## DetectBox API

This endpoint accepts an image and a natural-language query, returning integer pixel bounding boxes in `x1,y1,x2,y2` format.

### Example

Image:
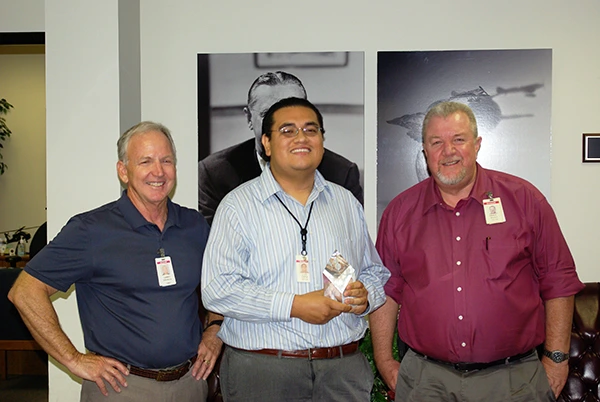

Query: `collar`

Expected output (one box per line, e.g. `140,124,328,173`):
468,164,496,206
256,151,268,172
257,164,330,205
117,190,180,231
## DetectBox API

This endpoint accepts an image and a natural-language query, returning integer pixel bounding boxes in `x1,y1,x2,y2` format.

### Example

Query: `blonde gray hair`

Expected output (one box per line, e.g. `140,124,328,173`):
117,121,177,164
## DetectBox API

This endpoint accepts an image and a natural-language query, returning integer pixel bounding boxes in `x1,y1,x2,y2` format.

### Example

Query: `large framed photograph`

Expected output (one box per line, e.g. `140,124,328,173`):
377,49,553,223
197,52,364,224
582,133,600,163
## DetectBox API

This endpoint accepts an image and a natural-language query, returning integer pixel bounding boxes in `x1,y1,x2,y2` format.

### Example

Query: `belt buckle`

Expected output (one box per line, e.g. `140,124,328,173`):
307,348,314,361
155,370,170,381
453,363,475,373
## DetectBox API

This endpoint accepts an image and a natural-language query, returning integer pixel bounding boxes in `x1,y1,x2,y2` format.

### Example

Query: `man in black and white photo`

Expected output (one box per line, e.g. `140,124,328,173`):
198,70,363,224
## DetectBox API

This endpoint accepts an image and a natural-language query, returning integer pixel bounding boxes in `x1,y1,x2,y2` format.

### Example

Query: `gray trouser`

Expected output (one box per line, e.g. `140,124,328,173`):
395,349,555,402
220,345,373,402
80,369,208,402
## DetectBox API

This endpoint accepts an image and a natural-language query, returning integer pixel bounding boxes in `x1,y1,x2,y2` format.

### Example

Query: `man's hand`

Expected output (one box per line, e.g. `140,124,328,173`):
377,357,400,391
291,289,352,324
192,325,224,380
542,357,569,398
69,352,129,396
343,281,368,315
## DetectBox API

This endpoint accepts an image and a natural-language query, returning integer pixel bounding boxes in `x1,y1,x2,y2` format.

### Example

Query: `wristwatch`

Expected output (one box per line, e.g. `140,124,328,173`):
543,349,569,363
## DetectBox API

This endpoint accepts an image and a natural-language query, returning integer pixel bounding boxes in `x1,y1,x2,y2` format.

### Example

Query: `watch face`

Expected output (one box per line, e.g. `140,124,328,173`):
545,350,568,363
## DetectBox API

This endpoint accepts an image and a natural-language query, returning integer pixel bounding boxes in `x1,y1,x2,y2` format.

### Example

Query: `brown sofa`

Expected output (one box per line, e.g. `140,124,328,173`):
558,282,600,402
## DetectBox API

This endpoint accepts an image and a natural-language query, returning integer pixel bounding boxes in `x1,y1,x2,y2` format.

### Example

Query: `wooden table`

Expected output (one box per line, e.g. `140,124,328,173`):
0,254,30,269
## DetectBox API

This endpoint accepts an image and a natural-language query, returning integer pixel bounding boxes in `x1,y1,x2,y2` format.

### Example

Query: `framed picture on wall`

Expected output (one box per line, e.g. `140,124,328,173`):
376,49,553,223
197,52,364,225
582,133,600,163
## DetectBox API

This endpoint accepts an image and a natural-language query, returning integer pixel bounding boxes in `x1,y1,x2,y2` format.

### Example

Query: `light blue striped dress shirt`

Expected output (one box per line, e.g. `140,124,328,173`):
201,167,390,350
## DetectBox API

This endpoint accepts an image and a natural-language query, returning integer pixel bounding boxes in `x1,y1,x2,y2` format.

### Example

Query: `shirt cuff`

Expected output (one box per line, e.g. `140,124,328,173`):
271,291,295,321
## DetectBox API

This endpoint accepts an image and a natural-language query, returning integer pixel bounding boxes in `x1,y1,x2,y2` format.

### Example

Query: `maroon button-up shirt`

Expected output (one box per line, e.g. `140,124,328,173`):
377,164,583,363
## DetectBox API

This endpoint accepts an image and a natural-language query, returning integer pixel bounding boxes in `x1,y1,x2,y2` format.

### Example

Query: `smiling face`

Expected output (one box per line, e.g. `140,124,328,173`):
261,105,325,181
423,111,481,191
117,130,176,210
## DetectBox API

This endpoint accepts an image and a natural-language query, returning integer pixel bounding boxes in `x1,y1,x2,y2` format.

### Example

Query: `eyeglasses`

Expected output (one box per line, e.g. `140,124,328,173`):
274,125,325,138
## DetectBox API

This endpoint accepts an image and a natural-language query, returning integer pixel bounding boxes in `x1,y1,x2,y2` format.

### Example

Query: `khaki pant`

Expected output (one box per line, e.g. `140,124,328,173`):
220,345,373,402
395,349,555,402
80,369,208,402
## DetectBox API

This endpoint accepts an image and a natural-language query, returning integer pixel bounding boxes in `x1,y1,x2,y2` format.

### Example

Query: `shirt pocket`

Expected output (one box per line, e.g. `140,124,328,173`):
480,236,528,280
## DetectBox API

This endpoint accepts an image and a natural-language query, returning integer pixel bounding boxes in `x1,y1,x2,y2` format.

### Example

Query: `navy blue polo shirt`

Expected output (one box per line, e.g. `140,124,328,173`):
26,192,210,368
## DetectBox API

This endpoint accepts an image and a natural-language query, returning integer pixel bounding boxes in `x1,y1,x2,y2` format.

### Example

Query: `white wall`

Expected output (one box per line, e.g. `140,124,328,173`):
4,0,600,399
0,0,44,32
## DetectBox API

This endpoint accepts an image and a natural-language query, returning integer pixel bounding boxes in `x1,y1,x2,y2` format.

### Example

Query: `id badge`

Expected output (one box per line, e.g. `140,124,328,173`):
483,197,506,225
296,254,310,283
156,256,176,287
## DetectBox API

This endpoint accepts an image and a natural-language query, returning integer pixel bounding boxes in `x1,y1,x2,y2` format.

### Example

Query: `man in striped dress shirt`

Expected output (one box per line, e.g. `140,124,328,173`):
202,97,390,401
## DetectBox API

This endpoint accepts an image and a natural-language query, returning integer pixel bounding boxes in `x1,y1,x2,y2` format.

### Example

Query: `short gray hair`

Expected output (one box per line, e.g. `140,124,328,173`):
117,121,177,164
421,101,478,142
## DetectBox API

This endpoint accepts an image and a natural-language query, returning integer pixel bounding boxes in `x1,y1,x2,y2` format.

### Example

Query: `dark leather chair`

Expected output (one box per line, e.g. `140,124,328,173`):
559,282,600,402
29,222,47,259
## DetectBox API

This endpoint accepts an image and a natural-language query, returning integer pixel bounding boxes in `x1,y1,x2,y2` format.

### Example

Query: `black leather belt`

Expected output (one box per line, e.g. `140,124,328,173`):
235,341,359,360
410,347,537,373
127,356,197,382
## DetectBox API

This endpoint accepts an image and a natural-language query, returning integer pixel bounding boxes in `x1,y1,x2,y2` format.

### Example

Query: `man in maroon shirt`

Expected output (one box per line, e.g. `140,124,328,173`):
370,101,583,401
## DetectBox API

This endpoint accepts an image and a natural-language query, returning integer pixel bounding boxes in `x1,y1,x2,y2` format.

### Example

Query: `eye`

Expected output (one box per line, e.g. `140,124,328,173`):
303,127,319,136
280,127,297,136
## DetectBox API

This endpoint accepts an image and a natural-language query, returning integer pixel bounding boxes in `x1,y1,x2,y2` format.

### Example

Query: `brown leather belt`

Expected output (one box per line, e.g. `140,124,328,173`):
236,341,359,360
127,356,197,382
410,347,537,373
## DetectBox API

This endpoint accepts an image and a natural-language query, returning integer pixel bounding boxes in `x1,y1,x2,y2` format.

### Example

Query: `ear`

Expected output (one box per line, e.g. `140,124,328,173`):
261,134,271,157
117,161,129,184
243,107,253,130
475,136,482,154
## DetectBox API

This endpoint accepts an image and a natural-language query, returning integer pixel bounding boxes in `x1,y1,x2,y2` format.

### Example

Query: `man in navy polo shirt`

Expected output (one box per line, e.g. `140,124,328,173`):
9,121,222,401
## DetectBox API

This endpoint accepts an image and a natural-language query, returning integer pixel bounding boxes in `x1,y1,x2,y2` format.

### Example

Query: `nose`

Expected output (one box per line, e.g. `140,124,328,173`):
152,160,165,176
294,129,309,142
442,141,456,155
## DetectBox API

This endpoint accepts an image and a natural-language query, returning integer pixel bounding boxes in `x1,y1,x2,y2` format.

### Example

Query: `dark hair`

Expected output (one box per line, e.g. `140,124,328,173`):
261,97,325,162
261,97,325,139
247,71,307,108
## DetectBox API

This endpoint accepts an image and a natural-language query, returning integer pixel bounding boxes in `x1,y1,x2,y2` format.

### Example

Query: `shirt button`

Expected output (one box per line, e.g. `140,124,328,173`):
461,342,467,347
456,236,461,241
458,315,463,320
456,261,462,266
455,212,461,217
457,287,462,292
